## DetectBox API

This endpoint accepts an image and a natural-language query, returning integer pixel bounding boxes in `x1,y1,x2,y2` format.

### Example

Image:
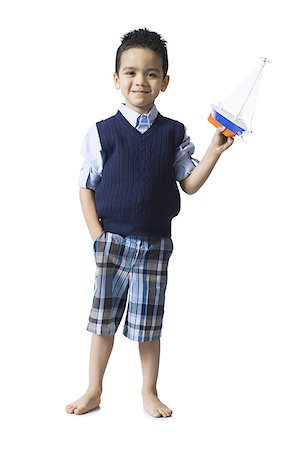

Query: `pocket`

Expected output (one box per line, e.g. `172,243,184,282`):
93,231,106,252
166,237,174,255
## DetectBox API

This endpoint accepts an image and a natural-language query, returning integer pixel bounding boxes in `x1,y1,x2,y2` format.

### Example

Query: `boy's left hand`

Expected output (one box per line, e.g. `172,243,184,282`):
209,126,234,154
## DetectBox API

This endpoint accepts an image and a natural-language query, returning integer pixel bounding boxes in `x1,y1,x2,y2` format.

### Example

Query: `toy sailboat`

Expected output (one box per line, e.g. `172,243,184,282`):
208,58,269,137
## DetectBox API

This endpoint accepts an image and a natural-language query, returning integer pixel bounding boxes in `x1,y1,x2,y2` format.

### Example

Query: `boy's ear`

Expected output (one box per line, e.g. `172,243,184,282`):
161,75,170,92
113,73,120,90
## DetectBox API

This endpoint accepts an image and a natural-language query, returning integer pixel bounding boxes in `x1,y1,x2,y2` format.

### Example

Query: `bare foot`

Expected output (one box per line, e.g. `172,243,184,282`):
142,392,173,418
66,389,101,415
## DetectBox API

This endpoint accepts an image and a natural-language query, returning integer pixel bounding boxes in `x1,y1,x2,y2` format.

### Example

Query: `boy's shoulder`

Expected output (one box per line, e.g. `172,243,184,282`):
96,112,118,127
157,113,184,128
157,114,185,140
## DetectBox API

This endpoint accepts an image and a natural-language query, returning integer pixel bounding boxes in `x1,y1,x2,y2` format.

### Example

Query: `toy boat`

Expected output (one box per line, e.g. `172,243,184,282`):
208,58,269,137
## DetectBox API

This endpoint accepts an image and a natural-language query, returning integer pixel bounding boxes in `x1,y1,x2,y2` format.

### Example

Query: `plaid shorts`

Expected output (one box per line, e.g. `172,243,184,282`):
87,231,174,342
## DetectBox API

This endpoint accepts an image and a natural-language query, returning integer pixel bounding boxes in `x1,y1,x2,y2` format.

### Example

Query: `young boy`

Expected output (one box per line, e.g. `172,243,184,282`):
66,28,233,418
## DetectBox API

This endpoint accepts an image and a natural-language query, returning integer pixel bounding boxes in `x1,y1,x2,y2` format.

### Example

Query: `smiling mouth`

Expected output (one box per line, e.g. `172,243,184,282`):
132,90,149,94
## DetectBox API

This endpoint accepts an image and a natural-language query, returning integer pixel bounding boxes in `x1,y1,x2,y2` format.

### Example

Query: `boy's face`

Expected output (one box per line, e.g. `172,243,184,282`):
114,47,169,114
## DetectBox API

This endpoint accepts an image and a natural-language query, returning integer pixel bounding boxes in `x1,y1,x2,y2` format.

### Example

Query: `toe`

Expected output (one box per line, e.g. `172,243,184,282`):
165,409,173,417
66,404,75,414
159,409,168,418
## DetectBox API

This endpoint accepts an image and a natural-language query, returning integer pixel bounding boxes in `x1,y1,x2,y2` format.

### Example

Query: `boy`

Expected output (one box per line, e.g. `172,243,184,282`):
66,29,233,418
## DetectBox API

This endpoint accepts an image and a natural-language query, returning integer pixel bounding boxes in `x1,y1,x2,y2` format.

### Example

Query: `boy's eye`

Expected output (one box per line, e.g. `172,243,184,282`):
123,70,159,78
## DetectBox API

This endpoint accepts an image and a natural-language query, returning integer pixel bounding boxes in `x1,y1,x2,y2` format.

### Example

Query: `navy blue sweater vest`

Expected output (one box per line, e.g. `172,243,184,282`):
94,111,185,237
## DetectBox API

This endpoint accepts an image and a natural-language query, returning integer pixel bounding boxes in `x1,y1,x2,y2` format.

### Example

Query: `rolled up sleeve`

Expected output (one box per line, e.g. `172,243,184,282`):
78,124,103,191
174,129,200,181
79,161,102,190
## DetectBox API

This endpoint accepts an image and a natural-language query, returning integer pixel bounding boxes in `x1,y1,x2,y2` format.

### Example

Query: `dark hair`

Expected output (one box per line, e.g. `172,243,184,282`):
115,28,168,77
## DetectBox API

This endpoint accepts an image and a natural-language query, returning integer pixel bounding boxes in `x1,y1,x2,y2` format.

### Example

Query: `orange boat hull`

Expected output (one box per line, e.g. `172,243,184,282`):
208,113,235,137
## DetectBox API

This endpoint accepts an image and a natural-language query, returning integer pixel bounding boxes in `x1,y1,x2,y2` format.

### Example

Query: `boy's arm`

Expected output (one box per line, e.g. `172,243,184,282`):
180,126,234,195
79,188,103,240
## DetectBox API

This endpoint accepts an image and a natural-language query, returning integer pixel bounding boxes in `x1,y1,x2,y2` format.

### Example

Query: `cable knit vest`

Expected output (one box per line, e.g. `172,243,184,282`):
94,110,185,237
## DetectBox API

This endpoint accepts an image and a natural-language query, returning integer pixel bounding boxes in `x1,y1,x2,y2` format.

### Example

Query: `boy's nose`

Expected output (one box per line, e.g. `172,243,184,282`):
135,75,147,86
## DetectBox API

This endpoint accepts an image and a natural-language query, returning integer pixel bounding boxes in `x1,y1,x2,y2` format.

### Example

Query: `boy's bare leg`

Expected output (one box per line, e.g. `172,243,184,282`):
139,339,172,418
66,334,114,415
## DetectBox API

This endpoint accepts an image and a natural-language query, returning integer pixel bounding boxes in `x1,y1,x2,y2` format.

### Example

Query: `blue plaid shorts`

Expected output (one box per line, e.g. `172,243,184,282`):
87,232,174,342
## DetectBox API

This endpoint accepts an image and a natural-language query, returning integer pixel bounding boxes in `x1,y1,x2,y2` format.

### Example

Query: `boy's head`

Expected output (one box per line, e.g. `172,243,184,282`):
115,28,168,78
114,29,170,114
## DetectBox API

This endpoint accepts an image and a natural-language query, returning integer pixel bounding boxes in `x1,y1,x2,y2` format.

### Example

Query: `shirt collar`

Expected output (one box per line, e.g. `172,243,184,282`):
118,103,159,129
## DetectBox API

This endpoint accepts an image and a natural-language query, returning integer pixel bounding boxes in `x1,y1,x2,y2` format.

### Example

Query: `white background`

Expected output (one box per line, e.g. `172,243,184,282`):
1,0,303,448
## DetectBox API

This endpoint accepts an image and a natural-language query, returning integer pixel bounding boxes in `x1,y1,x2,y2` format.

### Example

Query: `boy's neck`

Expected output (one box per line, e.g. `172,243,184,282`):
123,102,156,116
119,103,159,130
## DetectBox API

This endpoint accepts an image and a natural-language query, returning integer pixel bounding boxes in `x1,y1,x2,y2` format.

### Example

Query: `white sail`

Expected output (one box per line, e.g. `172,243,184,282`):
218,58,269,133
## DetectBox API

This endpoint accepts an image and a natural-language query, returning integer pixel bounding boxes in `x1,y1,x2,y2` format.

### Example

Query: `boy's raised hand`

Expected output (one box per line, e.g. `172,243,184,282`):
210,126,234,154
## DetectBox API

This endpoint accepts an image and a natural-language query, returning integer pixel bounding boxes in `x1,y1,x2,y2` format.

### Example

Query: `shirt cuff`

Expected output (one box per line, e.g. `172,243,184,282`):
174,134,200,181
79,165,102,190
